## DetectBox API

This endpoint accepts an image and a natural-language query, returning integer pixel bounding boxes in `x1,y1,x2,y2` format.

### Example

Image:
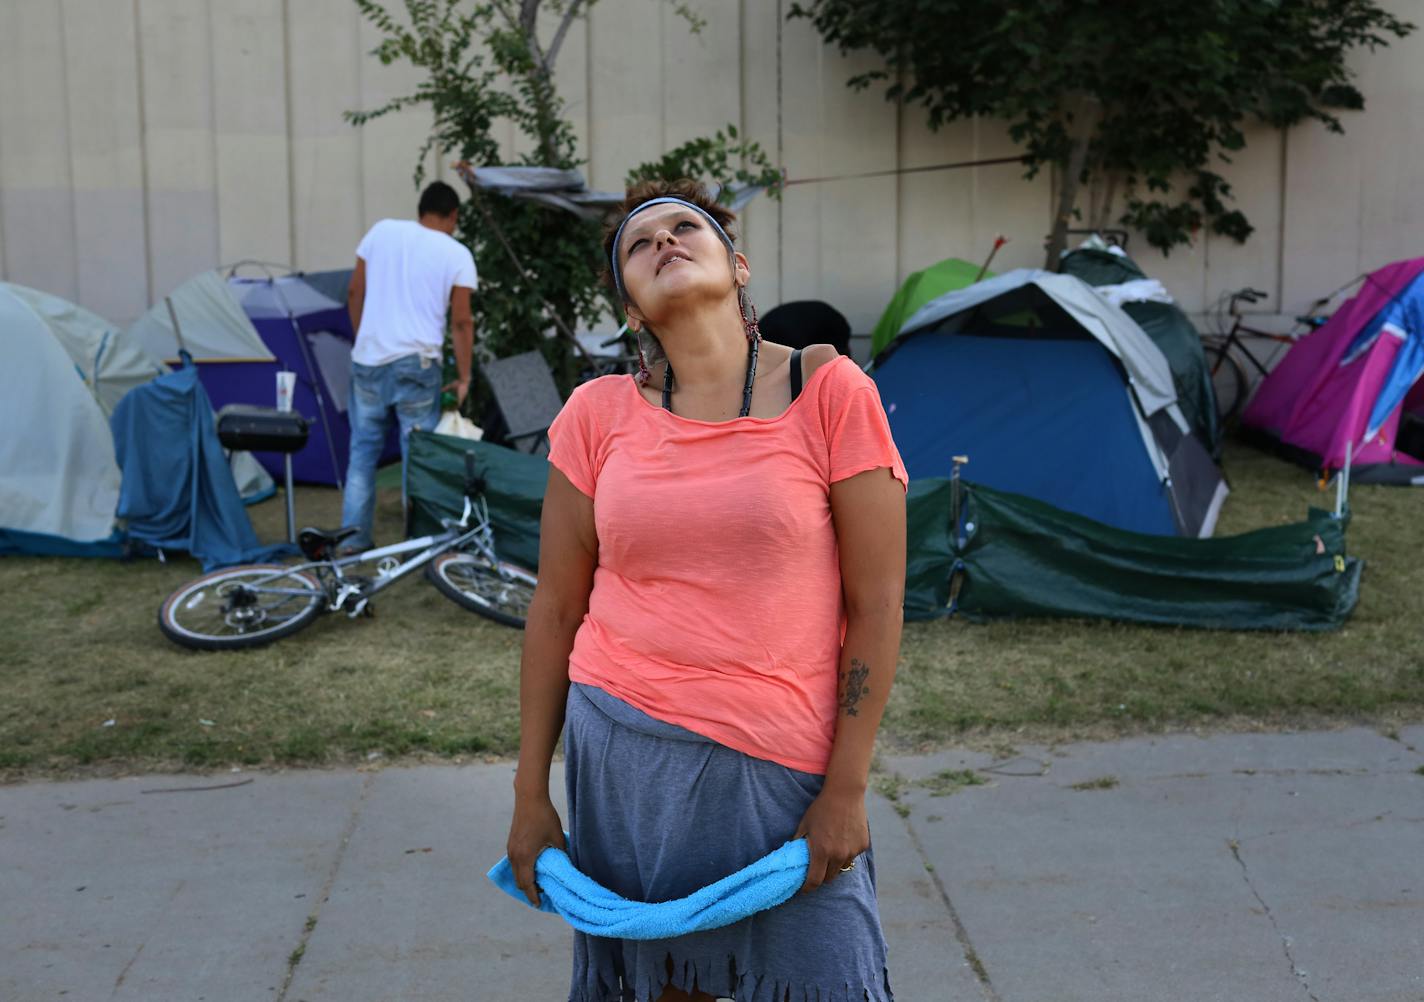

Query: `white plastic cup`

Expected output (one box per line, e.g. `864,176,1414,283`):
276,370,296,412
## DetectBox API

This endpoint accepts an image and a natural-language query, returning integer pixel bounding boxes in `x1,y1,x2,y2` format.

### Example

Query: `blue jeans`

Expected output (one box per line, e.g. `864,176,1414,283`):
340,354,441,548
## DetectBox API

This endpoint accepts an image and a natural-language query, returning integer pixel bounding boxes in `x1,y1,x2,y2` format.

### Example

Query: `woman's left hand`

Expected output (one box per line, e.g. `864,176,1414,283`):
793,784,870,894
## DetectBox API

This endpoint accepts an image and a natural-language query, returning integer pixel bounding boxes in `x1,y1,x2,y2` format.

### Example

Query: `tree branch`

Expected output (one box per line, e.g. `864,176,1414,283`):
490,0,522,34
545,0,586,75
520,0,548,72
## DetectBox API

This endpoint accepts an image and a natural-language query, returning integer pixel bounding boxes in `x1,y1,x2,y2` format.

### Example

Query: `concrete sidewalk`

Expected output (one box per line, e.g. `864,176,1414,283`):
2,725,1421,1002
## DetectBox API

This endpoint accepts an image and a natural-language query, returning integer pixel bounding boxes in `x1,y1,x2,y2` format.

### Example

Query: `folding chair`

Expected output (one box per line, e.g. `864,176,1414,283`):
481,350,565,455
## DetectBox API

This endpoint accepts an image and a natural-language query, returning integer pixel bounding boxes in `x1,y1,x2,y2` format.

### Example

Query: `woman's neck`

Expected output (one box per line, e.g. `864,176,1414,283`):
652,299,749,390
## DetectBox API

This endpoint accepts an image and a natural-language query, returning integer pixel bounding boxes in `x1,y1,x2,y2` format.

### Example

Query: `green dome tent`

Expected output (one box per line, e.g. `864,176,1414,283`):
1060,247,1221,458
870,257,990,357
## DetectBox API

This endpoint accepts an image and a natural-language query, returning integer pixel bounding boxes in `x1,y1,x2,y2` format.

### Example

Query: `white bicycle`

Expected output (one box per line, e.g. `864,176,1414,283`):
158,452,537,650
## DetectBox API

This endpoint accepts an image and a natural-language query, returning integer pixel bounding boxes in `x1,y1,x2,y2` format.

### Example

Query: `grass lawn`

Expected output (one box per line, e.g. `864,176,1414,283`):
2,439,1421,780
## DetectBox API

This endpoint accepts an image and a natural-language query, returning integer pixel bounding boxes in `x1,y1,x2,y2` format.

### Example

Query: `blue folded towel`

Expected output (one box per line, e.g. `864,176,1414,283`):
488,838,811,939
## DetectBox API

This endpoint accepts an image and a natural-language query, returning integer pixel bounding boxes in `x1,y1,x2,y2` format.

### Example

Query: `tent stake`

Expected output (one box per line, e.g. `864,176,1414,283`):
950,455,969,546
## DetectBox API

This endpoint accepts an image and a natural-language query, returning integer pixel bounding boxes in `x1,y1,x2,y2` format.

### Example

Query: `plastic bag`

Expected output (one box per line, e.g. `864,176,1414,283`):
434,410,484,441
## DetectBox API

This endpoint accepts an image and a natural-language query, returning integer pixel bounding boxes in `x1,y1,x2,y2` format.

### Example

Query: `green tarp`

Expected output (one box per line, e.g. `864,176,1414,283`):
870,257,989,357
405,430,547,572
1060,248,1221,457
904,477,1361,631
407,431,1360,632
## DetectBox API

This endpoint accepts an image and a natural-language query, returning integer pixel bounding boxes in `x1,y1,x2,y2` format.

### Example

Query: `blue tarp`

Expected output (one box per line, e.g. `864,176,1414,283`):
110,360,290,570
875,333,1177,536
0,528,126,559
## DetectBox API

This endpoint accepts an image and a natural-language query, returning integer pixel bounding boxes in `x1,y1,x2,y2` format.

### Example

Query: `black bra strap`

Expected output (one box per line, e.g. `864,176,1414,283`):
789,348,804,401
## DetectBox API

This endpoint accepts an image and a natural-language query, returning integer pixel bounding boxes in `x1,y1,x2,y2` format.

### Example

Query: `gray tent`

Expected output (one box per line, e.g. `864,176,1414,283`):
1,282,272,556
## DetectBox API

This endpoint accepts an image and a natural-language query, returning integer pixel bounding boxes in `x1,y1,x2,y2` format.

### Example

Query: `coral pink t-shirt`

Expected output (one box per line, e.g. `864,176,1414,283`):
547,356,907,774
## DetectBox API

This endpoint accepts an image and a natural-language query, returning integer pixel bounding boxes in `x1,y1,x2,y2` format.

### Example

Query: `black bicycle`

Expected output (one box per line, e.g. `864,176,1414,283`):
1201,288,1329,423
158,453,537,649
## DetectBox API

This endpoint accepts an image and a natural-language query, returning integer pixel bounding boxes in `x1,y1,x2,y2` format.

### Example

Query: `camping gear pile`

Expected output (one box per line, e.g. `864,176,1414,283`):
5,234,1372,629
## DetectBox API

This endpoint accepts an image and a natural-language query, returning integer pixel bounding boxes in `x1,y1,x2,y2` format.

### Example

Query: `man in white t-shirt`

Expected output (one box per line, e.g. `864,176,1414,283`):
341,181,477,549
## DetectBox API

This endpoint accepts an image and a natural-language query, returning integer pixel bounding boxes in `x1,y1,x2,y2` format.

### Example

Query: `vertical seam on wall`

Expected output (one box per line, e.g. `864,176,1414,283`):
659,1,667,156
970,118,979,249
1276,127,1288,307
57,1,81,301
1201,201,1211,310
132,0,154,306
814,29,823,301
1356,136,1366,278
206,0,222,267
0,116,7,281
354,6,366,232
584,7,593,181
281,0,297,268
775,0,783,305
893,67,902,288
738,0,749,259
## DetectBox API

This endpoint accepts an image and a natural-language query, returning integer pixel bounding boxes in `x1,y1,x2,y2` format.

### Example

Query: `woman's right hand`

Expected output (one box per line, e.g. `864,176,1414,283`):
506,790,567,908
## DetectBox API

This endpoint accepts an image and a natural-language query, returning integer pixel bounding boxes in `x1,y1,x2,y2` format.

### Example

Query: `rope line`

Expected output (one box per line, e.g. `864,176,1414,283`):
782,154,1028,187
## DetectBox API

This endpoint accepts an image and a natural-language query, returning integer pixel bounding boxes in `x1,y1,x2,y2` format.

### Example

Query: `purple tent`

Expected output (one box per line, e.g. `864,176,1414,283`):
1242,257,1424,485
127,269,401,486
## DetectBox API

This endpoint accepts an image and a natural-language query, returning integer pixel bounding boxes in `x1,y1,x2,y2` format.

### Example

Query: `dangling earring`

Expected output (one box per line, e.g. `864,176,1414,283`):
738,286,762,343
633,326,652,385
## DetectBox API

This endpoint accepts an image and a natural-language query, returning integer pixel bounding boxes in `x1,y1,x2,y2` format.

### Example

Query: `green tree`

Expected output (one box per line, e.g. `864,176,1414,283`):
348,0,782,399
349,0,604,394
626,124,783,196
790,0,1413,267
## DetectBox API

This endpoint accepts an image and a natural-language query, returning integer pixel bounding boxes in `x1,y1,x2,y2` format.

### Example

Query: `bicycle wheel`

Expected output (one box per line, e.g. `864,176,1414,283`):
1203,342,1248,424
159,564,325,650
426,551,537,628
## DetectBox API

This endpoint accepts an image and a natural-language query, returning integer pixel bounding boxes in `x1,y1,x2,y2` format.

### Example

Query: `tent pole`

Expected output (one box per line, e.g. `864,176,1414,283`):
974,236,1008,283
1337,440,1353,517
269,278,345,490
164,297,187,357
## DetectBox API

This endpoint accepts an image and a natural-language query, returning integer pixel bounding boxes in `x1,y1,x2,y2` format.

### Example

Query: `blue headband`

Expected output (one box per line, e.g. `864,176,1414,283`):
609,197,735,303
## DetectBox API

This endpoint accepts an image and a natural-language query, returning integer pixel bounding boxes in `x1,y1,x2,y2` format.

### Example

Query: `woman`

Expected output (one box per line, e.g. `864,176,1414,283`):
506,178,907,1002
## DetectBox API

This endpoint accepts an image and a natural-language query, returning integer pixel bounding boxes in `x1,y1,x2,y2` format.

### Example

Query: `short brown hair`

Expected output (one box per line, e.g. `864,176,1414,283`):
601,178,738,299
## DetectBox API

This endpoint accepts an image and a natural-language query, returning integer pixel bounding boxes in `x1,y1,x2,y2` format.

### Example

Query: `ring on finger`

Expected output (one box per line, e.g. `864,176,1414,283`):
839,859,857,872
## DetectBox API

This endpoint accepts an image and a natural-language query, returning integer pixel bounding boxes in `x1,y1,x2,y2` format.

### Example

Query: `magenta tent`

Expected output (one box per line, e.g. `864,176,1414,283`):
1242,257,1424,485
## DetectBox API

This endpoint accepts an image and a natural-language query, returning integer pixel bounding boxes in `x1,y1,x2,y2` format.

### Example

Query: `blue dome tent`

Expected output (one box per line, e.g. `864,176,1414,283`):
872,269,1227,538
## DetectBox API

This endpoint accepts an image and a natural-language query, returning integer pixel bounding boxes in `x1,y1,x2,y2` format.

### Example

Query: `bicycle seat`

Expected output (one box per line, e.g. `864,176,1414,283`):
298,526,361,560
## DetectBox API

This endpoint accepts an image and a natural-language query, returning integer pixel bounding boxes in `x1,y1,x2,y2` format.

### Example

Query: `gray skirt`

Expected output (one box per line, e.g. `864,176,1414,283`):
564,682,893,1002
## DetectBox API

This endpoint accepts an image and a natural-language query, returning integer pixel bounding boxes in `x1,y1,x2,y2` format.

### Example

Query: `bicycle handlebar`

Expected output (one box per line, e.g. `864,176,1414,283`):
1233,287,1268,303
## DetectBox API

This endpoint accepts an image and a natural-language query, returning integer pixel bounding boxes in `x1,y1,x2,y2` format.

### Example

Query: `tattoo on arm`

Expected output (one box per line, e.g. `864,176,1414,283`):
839,659,871,717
